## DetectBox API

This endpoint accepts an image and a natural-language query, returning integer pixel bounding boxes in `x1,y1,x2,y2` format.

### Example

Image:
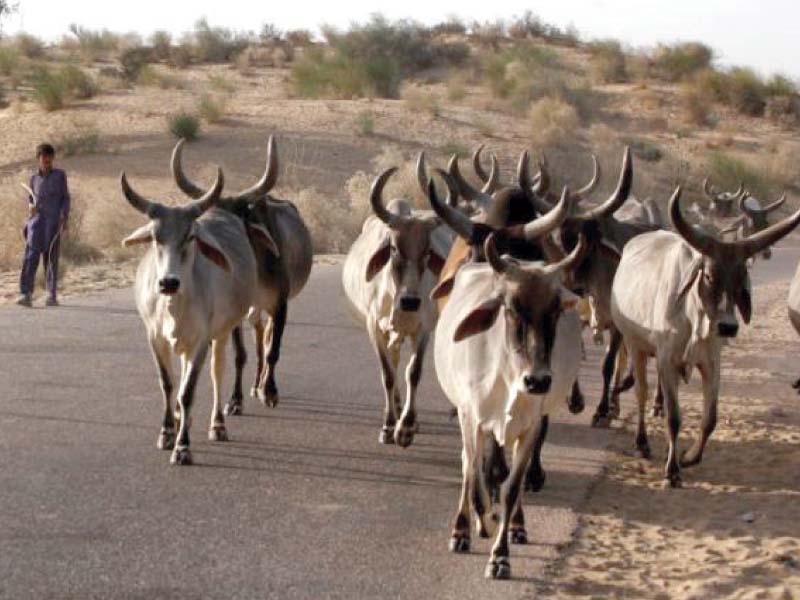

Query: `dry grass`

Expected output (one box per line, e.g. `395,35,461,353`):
400,84,441,117
529,96,580,149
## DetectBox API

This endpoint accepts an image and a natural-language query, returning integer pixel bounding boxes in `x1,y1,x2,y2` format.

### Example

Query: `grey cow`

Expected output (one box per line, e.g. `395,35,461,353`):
611,187,800,487
121,168,257,466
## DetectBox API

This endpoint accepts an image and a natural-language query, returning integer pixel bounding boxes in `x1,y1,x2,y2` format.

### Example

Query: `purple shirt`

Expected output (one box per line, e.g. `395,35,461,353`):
26,168,70,252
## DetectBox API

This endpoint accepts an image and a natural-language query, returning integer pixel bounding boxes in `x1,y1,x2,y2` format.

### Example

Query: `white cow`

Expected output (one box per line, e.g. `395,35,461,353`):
343,168,452,447
612,187,800,487
434,223,584,580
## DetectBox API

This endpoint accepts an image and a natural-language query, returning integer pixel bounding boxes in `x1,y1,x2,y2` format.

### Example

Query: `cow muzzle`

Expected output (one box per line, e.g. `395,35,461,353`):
523,373,552,395
399,296,421,313
158,277,181,295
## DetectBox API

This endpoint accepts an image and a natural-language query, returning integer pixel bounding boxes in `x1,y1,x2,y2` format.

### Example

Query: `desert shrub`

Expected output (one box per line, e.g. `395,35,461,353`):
681,82,712,125
623,137,663,162
58,128,100,157
169,44,192,69
285,29,313,47
725,67,766,116
469,20,506,49
168,111,200,140
588,39,627,83
59,65,98,99
190,18,249,63
691,68,729,102
197,94,226,123
0,46,20,77
291,46,399,98
445,74,468,102
432,17,467,36
292,187,366,253
0,180,32,269
652,42,713,82
482,41,560,103
765,74,796,98
66,24,119,61
14,33,45,59
136,65,186,89
708,152,770,199
508,11,546,39
401,85,441,117
528,96,580,148
356,111,374,136
208,74,236,93
30,67,65,111
119,46,152,82
150,30,172,61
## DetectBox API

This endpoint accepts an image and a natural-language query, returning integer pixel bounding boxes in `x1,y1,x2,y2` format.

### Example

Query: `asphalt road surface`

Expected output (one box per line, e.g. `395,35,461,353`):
3,246,797,600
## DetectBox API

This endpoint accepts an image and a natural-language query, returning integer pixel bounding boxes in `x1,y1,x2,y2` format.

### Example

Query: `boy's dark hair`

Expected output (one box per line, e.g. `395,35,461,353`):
36,143,55,158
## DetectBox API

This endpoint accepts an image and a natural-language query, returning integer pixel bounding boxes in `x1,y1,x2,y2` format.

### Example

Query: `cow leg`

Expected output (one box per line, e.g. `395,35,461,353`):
484,437,509,503
472,429,497,539
224,325,246,416
450,409,473,554
171,344,209,466
658,364,682,488
394,333,428,447
633,351,651,459
524,415,549,492
208,337,229,442
368,322,398,445
567,381,585,414
509,493,527,545
150,336,175,451
680,361,719,468
652,375,664,417
609,342,629,416
592,329,622,427
258,301,287,408
249,318,265,399
486,421,541,580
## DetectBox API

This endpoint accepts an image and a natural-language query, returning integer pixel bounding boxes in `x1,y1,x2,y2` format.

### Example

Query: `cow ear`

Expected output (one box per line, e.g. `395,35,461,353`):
247,223,280,257
559,287,580,310
454,296,502,342
676,257,702,303
427,251,446,276
122,224,153,247
736,278,752,324
366,239,391,282
430,276,455,300
196,235,231,272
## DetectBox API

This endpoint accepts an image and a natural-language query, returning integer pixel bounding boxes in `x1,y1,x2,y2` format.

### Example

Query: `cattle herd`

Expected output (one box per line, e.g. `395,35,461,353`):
119,136,800,581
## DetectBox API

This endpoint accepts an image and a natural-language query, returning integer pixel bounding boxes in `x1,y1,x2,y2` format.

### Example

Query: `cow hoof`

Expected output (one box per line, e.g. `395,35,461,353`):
449,533,470,553
524,468,546,493
156,429,175,451
222,400,244,417
591,413,613,428
651,406,664,418
568,389,585,414
208,427,228,442
510,527,528,545
250,386,259,399
609,402,621,419
258,390,279,408
394,427,415,448
378,427,395,445
663,474,682,489
679,449,702,469
485,557,511,580
618,374,635,393
170,448,193,466
792,378,800,389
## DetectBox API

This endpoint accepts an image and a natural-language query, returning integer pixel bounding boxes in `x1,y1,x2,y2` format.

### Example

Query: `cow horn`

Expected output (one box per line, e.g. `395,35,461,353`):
429,169,473,240
669,185,718,256
120,172,161,217
481,153,500,194
575,146,632,221
485,232,517,276
472,145,489,182
416,151,429,196
189,166,224,216
370,167,402,229
764,192,787,213
521,186,571,242
546,231,587,275
517,150,532,192
170,139,207,199
532,154,550,195
730,198,800,259
234,135,278,200
447,154,492,210
574,154,601,199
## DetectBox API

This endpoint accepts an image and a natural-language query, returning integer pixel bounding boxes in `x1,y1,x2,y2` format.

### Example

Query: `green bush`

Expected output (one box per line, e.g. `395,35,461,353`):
356,111,374,136
708,152,769,199
168,111,200,140
31,67,66,111
59,130,100,156
765,74,797,97
197,94,225,123
59,65,98,99
588,39,627,83
653,42,713,82
726,67,766,116
150,30,172,61
169,44,192,69
119,46,152,82
190,18,249,63
208,75,235,93
67,24,119,60
0,46,20,77
14,33,45,58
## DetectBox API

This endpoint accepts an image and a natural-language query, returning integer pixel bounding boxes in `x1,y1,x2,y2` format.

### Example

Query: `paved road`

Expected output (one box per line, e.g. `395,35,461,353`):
0,263,615,599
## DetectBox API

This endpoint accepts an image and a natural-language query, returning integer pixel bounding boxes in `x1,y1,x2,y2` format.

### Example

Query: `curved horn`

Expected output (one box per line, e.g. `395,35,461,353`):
235,135,278,200
189,166,224,216
416,151,429,196
429,169,473,240
120,172,158,216
472,145,489,183
521,186,571,241
545,231,587,275
447,154,492,210
727,182,744,199
170,138,206,199
730,200,800,259
531,154,550,195
517,150,532,192
574,154,601,199
764,192,787,213
669,185,717,256
485,232,516,276
481,153,500,194
575,146,632,221
370,167,402,229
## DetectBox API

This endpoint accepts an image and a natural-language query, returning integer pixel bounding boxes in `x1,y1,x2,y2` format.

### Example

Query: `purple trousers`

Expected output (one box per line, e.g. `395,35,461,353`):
19,238,60,299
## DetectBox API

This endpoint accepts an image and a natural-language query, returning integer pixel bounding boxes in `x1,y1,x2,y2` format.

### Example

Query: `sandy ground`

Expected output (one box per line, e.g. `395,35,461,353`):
538,278,800,599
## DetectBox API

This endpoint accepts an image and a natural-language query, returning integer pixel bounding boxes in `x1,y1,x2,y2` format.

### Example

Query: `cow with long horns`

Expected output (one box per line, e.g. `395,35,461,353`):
171,137,313,414
434,219,584,580
719,190,787,259
120,167,259,465
342,168,451,447
702,177,745,219
612,188,800,487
